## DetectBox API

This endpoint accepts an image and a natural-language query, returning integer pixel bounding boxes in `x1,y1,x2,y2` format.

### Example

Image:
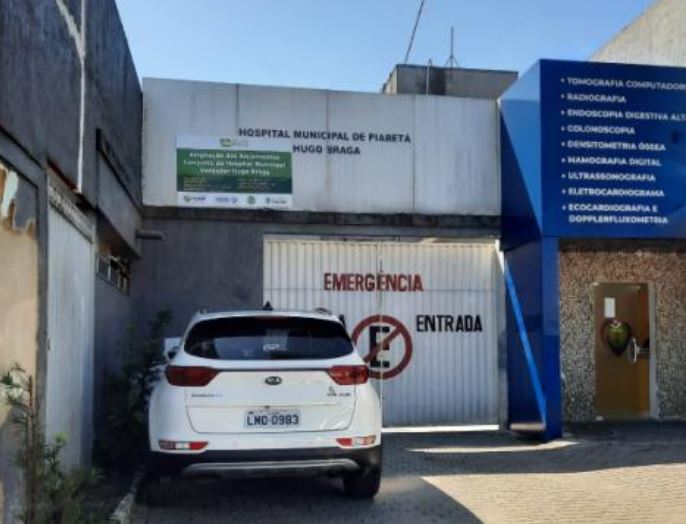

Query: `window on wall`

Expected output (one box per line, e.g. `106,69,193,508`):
96,240,130,294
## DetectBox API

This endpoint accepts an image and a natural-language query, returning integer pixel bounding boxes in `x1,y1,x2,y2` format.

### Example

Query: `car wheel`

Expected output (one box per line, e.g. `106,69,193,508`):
143,476,181,507
343,467,381,499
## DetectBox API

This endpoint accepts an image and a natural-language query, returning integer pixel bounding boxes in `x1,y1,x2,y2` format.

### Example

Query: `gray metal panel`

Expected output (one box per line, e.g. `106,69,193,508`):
264,238,500,426
97,154,140,250
46,199,95,468
413,96,500,215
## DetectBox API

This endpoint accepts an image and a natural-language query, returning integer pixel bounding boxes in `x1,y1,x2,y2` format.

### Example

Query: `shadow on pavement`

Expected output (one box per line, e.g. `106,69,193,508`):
388,422,686,477
136,423,686,523
139,472,482,523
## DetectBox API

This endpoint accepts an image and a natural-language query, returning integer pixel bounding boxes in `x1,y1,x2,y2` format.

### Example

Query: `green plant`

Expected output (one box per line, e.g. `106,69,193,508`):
1,364,102,524
95,309,172,472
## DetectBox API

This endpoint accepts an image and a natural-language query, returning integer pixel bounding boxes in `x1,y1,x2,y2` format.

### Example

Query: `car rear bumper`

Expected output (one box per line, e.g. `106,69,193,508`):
149,445,382,477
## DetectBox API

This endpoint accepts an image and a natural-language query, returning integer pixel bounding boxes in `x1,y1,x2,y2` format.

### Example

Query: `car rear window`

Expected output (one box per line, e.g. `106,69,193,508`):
184,316,354,360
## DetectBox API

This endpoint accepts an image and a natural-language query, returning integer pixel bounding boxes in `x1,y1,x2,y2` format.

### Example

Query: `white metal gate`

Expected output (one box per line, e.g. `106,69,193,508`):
263,238,500,426
46,183,95,467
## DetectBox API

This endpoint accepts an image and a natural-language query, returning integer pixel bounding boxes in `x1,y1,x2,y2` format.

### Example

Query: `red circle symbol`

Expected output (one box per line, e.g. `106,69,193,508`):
351,315,413,380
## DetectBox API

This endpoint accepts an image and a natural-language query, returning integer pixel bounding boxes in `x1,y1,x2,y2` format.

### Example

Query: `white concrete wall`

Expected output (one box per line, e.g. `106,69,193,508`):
143,79,501,215
592,0,686,66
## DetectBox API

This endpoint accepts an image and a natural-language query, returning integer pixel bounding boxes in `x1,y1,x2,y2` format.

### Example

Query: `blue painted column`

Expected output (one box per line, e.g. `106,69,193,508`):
541,237,561,440
504,237,562,441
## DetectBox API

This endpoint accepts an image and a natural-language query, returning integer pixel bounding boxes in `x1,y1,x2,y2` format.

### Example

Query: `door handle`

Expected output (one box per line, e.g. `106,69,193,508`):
628,337,639,364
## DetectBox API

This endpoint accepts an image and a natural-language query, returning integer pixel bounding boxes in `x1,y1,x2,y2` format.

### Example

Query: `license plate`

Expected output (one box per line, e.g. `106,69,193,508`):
245,409,301,429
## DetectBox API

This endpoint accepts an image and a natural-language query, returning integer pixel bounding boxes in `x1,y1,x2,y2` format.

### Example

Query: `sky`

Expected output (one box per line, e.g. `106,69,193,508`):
115,0,655,92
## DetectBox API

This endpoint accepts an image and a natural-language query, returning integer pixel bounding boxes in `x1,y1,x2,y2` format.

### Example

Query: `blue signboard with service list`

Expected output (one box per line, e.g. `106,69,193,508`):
501,59,686,245
542,60,686,238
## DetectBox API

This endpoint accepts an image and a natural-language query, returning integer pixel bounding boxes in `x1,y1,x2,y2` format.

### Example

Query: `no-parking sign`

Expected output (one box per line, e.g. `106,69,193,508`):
351,315,413,380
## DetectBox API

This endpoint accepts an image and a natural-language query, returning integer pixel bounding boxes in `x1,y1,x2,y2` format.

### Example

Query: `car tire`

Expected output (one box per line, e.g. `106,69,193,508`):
143,476,180,507
343,467,381,499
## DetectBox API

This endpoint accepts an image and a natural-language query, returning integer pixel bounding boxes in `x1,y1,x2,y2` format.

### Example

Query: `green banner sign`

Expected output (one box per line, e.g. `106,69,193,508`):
176,136,293,209
177,148,292,194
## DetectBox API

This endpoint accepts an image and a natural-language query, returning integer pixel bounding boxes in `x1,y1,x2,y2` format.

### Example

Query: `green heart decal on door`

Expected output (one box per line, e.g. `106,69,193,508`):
601,319,633,357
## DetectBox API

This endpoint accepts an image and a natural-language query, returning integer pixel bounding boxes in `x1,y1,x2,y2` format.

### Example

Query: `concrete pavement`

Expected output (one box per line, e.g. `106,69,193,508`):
134,424,686,523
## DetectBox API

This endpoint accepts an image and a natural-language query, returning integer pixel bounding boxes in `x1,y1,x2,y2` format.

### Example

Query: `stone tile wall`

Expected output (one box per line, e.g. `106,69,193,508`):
560,242,686,421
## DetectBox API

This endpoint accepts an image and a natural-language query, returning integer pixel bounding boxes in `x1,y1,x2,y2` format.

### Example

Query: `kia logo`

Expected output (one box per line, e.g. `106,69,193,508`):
265,376,282,386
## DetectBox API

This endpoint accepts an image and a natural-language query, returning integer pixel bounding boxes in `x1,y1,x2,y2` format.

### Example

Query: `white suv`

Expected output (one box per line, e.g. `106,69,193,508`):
148,309,382,500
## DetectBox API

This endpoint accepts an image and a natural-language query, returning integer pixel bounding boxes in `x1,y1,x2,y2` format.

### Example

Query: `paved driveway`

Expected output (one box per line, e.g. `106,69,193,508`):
134,424,686,523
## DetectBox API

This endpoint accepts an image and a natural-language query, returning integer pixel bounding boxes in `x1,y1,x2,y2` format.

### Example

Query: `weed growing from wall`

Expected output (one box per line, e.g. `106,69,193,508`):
94,309,172,472
1,364,101,523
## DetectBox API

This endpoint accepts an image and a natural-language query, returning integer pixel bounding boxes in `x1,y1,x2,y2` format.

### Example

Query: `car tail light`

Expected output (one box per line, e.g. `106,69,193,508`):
327,365,369,385
337,436,376,448
165,366,218,387
159,440,208,451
